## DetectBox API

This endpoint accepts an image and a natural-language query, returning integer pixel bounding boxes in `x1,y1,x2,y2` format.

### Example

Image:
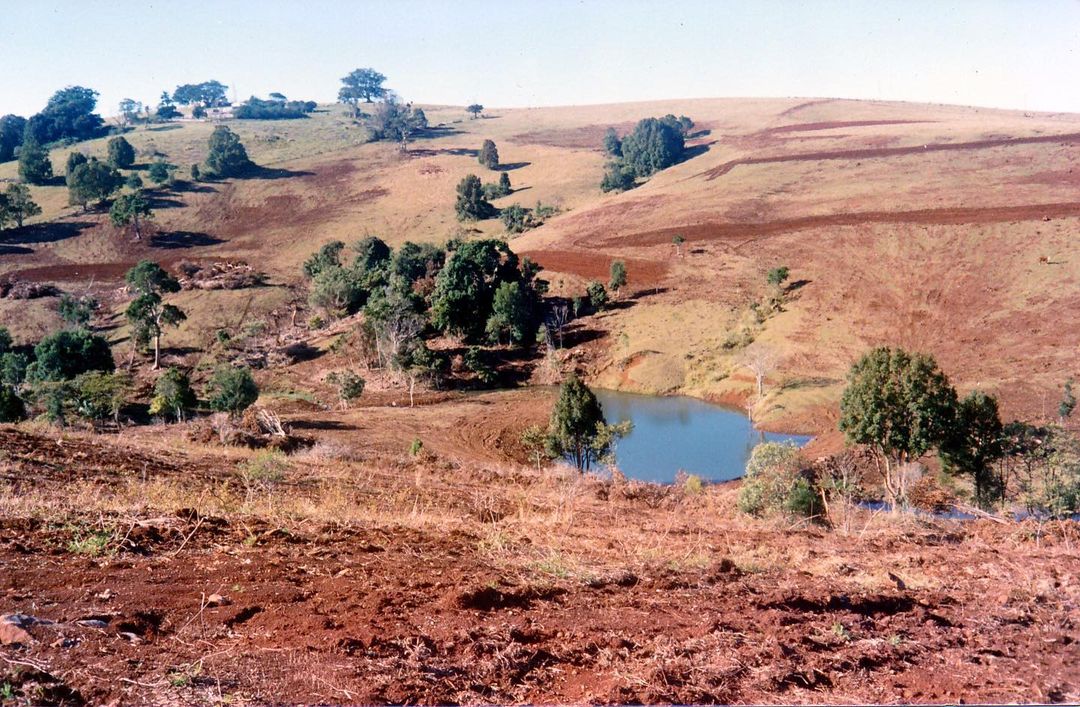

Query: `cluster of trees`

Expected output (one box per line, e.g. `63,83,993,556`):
600,114,694,193
305,236,548,348
235,96,317,120
839,346,1080,513
0,87,108,171
367,101,428,151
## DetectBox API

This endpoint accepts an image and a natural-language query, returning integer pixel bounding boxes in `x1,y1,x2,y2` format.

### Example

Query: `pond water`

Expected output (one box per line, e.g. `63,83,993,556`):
593,389,812,484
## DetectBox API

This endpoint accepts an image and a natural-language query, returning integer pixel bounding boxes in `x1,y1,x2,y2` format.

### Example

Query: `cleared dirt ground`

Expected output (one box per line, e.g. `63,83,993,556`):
1,424,1077,705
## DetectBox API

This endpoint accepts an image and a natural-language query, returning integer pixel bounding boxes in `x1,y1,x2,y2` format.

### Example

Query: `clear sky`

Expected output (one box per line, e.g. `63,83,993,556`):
2,0,1078,118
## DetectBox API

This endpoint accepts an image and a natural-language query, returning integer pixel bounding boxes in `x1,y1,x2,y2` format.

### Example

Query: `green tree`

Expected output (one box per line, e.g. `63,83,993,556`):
498,171,511,196
124,261,185,369
57,294,97,328
27,86,104,143
431,239,518,339
939,391,1005,510
521,424,550,470
124,172,143,190
0,384,26,423
548,374,607,471
149,367,197,421
17,134,53,185
106,136,136,168
0,327,11,354
326,370,365,409
2,183,41,228
609,260,627,295
0,115,27,163
65,151,88,182
30,329,114,382
67,158,122,210
486,280,531,346
767,265,790,288
478,139,499,170
599,161,635,193
172,81,227,107
303,240,346,278
672,234,685,257
338,68,387,116
110,190,153,240
147,159,175,185
619,117,686,177
155,104,181,121
204,125,252,177
501,204,533,234
1060,379,1076,422
737,442,817,518
602,127,622,157
206,365,258,415
454,174,494,221
839,347,958,508
369,100,427,151
70,371,128,427
466,104,484,119
586,281,608,311
118,98,143,127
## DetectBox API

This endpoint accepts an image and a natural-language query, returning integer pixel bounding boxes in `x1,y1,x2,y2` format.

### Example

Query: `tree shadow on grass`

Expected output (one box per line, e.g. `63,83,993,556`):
289,419,357,431
0,220,94,245
676,141,713,165
497,162,531,171
172,180,218,194
0,245,33,255
239,165,315,181
150,231,225,249
145,193,186,210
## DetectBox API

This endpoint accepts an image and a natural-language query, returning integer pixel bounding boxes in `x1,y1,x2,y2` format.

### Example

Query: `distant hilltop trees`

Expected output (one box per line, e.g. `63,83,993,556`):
600,114,695,193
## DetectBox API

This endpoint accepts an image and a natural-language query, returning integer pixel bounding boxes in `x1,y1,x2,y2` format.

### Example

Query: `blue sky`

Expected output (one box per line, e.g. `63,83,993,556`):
1,0,1077,118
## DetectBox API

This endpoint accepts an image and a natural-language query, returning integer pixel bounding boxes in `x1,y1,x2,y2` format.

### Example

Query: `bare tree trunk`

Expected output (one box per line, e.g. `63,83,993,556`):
153,332,161,369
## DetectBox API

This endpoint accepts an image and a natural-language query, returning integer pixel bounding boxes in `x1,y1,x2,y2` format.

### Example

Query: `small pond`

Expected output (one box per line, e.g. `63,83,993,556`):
593,389,812,484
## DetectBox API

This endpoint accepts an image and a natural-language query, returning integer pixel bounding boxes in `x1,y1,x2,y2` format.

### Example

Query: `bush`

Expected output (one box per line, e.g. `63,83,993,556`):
454,174,494,221
206,365,258,415
234,97,314,120
326,370,365,408
150,367,197,421
70,371,127,425
0,385,26,422
478,139,499,169
501,204,533,234
204,126,252,178
738,442,818,518
148,160,175,185
586,281,608,310
31,329,114,381
600,162,636,193
106,136,135,168
464,347,498,386
0,327,11,354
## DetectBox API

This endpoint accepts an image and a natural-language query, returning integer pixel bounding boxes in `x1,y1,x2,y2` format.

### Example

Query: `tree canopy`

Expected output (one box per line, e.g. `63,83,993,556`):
0,115,27,163
454,174,495,221
619,117,686,177
17,134,53,185
204,126,252,177
124,261,184,369
548,375,607,471
27,86,105,144
339,68,387,116
110,190,153,240
478,140,499,170
67,158,121,209
0,183,41,229
172,81,228,107
30,329,115,382
466,104,484,119
107,136,136,169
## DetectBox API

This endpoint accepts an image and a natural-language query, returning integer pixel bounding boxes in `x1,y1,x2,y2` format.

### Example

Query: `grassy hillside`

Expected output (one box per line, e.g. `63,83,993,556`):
2,97,1078,427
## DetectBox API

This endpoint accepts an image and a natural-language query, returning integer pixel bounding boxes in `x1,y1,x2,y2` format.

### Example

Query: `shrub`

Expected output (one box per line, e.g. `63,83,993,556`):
478,139,499,169
70,371,127,425
204,126,252,178
326,370,365,408
0,385,26,422
106,136,135,168
464,346,498,386
738,442,817,518
206,365,258,415
0,327,11,354
31,329,114,382
150,367,197,421
454,174,494,221
586,281,608,310
600,162,635,193
148,160,175,185
501,204,533,234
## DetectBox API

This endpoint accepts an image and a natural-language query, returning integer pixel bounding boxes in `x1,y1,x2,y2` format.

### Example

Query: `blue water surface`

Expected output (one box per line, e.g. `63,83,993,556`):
593,389,812,484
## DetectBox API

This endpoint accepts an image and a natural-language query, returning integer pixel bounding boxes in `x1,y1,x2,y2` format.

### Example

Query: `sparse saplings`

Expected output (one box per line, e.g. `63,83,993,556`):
67,158,122,210
478,139,499,169
150,367,197,421
466,104,484,119
454,174,494,221
206,365,258,415
839,347,958,508
940,391,1006,510
602,127,622,157
672,234,685,257
609,260,627,296
106,136,136,169
110,190,153,240
17,134,53,185
124,260,185,369
2,184,41,228
203,125,252,178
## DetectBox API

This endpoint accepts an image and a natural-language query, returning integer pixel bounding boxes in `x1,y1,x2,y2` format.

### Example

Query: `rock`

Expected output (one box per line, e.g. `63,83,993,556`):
206,593,232,607
76,619,109,629
96,589,115,601
0,622,33,646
